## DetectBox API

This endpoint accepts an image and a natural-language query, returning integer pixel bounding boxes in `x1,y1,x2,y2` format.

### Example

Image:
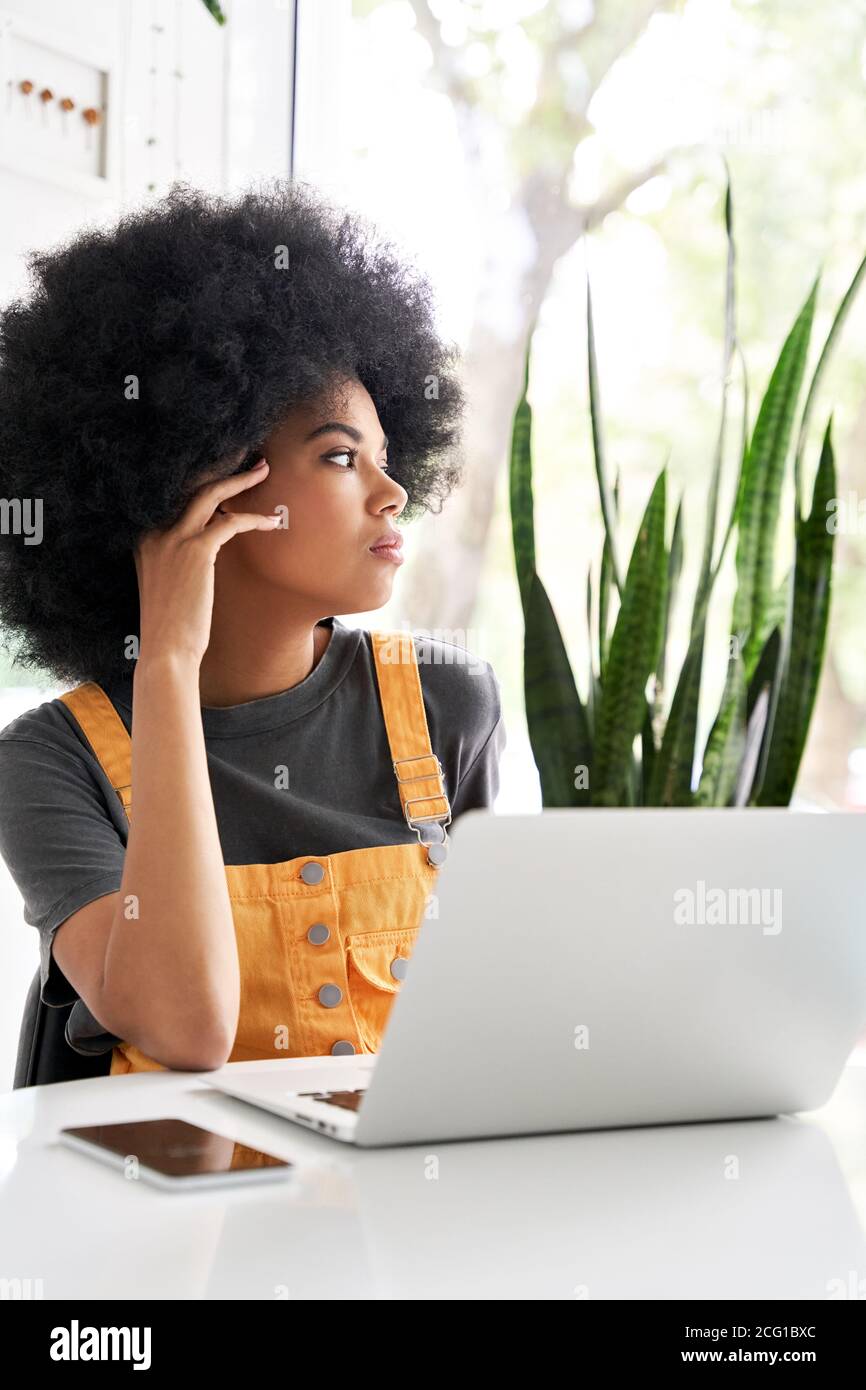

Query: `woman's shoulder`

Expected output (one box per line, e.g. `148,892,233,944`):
417,623,498,680
0,686,103,771
396,628,503,752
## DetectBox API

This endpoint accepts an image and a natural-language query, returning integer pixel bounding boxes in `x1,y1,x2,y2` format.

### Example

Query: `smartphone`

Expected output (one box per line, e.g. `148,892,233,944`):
58,1118,294,1191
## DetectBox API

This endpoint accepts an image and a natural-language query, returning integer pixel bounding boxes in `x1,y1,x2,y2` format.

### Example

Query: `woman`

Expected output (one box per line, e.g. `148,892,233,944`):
0,181,506,1086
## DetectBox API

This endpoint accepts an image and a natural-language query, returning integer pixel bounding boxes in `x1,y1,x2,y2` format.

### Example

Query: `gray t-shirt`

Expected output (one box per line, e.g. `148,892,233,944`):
0,616,506,1068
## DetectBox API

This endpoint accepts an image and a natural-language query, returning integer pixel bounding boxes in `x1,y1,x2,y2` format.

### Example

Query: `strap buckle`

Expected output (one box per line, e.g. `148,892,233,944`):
393,754,452,864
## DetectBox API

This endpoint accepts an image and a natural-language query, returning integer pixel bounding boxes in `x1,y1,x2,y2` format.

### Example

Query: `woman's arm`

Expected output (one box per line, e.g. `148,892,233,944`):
104,651,239,1066
53,459,283,1070
51,656,243,1070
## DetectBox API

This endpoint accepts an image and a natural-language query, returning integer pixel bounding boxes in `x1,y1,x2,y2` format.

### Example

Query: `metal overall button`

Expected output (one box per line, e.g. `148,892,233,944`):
331,1040,356,1056
318,984,343,1008
307,922,330,945
300,861,325,885
420,821,448,867
344,929,420,1052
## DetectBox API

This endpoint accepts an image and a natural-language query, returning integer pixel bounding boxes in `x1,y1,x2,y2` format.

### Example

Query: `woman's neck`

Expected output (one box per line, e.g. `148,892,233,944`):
196,619,333,708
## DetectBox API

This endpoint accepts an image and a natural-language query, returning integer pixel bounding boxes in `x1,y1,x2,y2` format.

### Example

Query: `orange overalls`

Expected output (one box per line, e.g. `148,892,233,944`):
57,629,452,1075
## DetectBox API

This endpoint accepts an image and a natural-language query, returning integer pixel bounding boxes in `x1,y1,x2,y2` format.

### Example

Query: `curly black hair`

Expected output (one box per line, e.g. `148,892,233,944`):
0,178,466,687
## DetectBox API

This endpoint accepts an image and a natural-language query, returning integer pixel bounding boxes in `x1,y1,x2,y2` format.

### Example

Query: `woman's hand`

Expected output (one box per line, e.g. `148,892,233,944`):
133,456,281,669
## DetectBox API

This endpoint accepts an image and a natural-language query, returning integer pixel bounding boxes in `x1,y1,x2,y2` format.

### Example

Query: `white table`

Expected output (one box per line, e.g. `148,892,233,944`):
2,1049,865,1300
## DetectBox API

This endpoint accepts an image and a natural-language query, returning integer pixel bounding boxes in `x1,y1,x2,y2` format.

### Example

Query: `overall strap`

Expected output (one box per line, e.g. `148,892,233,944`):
58,683,133,822
58,634,453,858
370,630,452,862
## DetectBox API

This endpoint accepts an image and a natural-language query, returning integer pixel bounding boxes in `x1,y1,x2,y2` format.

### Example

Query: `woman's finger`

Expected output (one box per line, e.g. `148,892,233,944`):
196,508,283,550
178,458,271,535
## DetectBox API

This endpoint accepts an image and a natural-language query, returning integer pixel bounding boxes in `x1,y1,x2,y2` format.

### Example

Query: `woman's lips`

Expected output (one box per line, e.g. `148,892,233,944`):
368,541,404,566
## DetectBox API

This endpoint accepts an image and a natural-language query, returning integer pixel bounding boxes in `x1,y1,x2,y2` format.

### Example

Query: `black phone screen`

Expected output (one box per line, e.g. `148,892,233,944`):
61,1118,292,1176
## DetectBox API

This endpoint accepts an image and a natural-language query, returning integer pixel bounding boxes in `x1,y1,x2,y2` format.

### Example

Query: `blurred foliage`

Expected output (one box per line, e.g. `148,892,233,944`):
509,168,864,806
200,0,227,26
468,0,866,802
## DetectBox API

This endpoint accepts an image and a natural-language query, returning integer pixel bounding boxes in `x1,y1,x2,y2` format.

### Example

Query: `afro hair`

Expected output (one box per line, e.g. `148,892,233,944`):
0,178,466,688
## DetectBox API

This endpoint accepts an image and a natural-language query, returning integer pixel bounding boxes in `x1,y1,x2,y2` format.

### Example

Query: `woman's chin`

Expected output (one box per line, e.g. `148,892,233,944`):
329,573,396,615
362,567,399,598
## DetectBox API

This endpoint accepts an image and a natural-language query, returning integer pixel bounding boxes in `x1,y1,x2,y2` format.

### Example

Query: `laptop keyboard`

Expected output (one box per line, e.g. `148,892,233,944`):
296,1089,366,1112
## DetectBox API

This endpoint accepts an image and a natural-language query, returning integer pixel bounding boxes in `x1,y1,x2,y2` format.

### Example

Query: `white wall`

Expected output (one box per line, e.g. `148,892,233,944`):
0,0,295,1088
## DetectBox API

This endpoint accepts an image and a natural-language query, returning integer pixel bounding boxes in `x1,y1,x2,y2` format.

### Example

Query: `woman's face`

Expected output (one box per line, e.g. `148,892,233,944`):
214,378,409,616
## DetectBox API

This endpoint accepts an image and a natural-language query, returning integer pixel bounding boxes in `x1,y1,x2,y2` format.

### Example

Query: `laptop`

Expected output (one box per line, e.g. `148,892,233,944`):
200,808,866,1148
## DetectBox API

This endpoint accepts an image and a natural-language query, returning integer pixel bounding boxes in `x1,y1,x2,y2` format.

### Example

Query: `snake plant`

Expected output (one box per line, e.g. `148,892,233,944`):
509,175,866,808
201,0,227,25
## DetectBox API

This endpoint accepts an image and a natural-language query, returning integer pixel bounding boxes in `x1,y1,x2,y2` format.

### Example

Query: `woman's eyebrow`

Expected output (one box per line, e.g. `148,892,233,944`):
304,421,388,450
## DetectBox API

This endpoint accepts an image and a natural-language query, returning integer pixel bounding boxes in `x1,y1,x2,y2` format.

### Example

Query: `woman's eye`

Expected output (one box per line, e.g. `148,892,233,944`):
325,449,389,472
325,449,355,468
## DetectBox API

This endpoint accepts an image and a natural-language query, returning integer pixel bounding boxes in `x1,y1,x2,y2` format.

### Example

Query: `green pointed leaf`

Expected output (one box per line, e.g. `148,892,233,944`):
744,565,794,798
585,565,597,739
508,331,536,608
587,272,625,595
593,471,668,804
598,471,620,680
757,419,836,804
599,535,612,680
509,321,592,804
739,622,784,804
746,625,781,722
732,276,819,678
794,249,866,517
586,565,593,675
201,0,227,23
523,572,593,807
695,173,737,614
639,705,657,806
696,653,747,806
692,337,751,639
762,572,791,652
657,494,684,713
735,686,771,806
648,629,704,806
